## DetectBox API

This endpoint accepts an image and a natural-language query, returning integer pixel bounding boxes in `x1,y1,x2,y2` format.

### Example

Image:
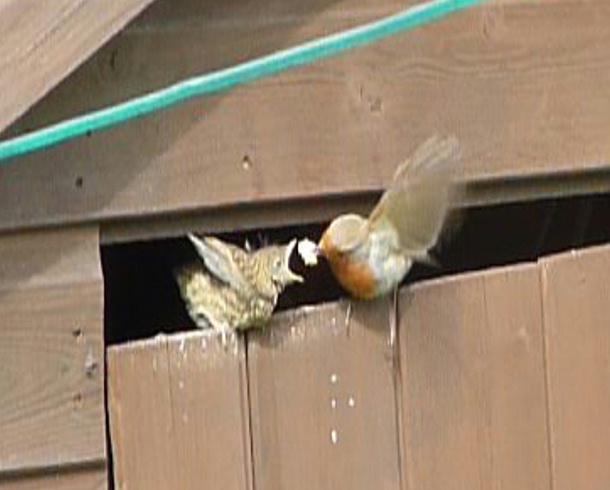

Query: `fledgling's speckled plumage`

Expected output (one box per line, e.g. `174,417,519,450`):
175,235,302,333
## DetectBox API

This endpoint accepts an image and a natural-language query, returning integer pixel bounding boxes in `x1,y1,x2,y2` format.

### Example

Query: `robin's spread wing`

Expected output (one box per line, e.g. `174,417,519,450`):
369,135,461,255
187,234,253,293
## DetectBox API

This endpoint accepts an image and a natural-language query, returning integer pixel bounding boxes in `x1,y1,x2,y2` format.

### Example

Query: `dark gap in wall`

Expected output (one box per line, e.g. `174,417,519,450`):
102,192,610,345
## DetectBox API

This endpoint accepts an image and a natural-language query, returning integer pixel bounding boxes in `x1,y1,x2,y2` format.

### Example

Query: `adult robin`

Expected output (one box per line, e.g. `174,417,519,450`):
315,135,461,345
175,234,303,343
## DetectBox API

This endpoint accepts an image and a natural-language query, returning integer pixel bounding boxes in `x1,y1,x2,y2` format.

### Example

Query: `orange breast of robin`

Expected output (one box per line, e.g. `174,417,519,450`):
322,242,377,300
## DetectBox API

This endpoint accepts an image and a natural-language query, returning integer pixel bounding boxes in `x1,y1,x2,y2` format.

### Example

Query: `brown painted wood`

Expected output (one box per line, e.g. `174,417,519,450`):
540,245,610,490
1,465,106,490
247,301,401,490
1,0,610,234
0,225,102,286
0,226,105,474
0,0,157,133
107,331,253,490
398,265,551,489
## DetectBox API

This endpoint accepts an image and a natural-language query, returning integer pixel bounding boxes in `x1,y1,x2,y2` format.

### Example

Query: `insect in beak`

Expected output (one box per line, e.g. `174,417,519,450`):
298,238,323,266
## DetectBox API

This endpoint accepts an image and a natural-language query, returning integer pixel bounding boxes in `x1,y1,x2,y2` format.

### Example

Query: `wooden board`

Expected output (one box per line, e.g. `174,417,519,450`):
540,245,610,490
1,465,106,490
106,248,610,489
247,301,401,490
398,265,551,489
0,0,157,134
1,0,610,234
107,331,253,490
0,226,105,477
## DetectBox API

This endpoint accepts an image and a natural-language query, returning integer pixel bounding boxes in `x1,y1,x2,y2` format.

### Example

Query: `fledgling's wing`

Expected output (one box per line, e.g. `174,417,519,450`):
187,234,253,293
369,135,461,256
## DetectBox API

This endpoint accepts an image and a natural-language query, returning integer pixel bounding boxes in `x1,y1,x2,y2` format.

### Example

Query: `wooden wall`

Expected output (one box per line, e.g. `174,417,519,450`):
0,227,107,489
107,244,610,490
0,0,156,134
1,2,609,489
1,0,610,240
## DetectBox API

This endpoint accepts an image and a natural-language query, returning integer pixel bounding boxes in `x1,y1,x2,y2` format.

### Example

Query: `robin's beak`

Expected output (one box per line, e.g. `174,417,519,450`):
316,235,327,257
284,239,304,283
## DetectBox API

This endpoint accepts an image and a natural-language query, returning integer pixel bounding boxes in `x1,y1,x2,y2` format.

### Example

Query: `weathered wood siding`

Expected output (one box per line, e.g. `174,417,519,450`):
1,0,610,237
541,247,610,489
108,244,610,490
107,332,252,490
0,227,106,488
248,301,400,490
399,264,551,488
0,0,157,134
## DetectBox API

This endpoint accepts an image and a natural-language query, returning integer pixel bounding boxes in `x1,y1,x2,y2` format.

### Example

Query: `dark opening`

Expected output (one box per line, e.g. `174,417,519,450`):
102,192,610,345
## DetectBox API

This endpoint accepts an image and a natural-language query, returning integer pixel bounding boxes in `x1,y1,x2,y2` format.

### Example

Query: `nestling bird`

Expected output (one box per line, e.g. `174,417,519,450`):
317,135,461,300
174,234,303,338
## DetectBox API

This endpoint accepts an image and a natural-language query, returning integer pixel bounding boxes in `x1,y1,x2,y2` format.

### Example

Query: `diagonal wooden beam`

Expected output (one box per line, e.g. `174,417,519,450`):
0,0,157,134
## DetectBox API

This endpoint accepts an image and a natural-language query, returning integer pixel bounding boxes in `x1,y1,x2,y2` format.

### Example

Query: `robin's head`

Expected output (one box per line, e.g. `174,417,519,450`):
254,239,304,289
318,214,368,259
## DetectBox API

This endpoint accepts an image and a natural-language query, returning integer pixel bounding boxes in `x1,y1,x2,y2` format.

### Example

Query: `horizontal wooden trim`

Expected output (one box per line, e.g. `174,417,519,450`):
100,166,610,244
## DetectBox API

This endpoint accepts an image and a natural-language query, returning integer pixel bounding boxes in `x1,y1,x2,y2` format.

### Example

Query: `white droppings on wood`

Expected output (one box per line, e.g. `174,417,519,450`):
330,429,339,445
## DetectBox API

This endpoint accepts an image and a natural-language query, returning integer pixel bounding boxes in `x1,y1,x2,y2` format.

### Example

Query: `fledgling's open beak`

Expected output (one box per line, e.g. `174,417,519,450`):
283,239,304,283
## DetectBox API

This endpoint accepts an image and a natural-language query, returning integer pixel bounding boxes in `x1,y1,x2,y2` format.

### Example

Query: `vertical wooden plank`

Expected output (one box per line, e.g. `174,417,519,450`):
399,265,551,489
541,245,610,490
0,226,105,477
107,331,252,490
247,301,401,490
108,336,175,490
482,267,551,488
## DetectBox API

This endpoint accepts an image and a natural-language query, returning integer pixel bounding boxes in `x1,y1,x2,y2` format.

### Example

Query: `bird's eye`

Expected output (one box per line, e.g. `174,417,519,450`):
274,258,282,269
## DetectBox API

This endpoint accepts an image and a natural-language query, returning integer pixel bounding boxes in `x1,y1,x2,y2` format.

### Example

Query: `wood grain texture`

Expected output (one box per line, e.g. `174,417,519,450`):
0,0,157,133
247,301,401,490
1,465,106,490
540,245,610,490
107,330,253,490
398,265,551,489
0,226,105,474
2,0,610,233
0,225,102,287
